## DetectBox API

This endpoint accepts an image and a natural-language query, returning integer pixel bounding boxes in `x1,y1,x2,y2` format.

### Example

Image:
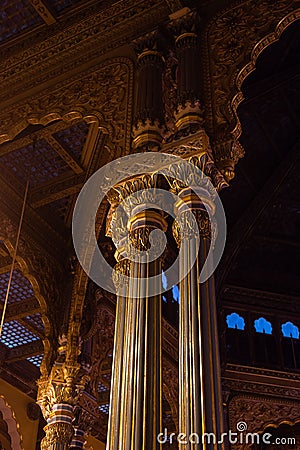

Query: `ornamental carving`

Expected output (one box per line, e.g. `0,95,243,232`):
228,395,300,449
0,214,63,375
173,209,212,245
41,422,74,449
0,59,133,156
204,0,300,161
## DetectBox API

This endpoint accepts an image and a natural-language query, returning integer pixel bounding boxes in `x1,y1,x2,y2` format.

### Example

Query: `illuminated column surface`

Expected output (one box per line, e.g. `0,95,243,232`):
106,186,167,450
173,187,225,450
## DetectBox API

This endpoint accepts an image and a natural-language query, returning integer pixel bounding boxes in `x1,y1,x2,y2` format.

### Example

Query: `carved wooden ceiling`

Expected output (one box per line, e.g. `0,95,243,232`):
0,0,117,45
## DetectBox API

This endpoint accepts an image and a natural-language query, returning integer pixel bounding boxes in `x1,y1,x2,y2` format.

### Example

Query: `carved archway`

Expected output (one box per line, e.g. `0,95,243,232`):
203,0,300,174
0,396,23,450
0,57,133,156
0,57,134,369
0,223,58,376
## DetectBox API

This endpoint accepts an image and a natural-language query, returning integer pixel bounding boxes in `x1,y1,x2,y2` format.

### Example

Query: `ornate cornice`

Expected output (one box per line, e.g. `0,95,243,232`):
0,58,133,156
0,0,167,104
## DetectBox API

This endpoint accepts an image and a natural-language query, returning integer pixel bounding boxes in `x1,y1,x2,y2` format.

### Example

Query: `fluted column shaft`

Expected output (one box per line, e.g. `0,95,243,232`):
132,33,165,150
107,206,166,450
176,33,201,109
136,50,165,126
107,257,130,450
174,192,224,450
171,12,203,130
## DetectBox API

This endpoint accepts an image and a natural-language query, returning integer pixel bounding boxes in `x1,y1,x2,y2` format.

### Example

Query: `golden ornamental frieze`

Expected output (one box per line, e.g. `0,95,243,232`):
203,0,300,140
0,0,167,99
228,395,300,449
0,58,133,155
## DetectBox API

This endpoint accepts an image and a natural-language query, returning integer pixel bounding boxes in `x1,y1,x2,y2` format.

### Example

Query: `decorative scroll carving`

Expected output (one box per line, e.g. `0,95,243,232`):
0,59,133,155
112,259,131,291
204,1,300,168
41,422,74,449
228,395,300,449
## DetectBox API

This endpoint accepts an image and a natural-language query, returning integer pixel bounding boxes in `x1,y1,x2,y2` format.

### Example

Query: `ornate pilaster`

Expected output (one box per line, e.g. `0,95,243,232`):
37,344,89,450
172,164,226,449
132,32,165,151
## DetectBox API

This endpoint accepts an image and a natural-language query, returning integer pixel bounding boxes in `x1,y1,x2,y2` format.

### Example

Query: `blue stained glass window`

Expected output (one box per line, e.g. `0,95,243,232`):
162,271,168,290
226,313,245,330
254,317,272,334
172,285,180,303
282,322,299,339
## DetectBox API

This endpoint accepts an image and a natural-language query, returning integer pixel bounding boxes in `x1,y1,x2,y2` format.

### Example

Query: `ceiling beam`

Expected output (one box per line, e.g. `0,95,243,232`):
45,134,84,175
29,0,56,25
30,173,85,208
7,340,44,363
0,119,82,157
19,318,44,339
0,297,40,321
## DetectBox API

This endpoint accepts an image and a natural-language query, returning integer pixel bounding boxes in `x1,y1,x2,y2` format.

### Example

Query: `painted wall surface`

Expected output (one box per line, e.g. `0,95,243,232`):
0,379,39,450
85,434,106,449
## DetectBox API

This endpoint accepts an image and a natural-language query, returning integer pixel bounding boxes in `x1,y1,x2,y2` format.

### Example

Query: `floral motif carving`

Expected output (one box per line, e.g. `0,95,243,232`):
228,395,300,449
0,59,133,156
41,422,74,449
204,0,300,168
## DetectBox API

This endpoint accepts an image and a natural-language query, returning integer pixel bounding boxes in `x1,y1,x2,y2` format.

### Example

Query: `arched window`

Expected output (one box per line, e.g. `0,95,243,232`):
161,271,180,303
254,317,272,334
282,321,299,339
162,271,168,290
226,313,245,330
172,285,180,303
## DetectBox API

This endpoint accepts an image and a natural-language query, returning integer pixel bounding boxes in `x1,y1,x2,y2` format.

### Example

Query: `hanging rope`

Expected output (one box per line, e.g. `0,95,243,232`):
0,139,33,339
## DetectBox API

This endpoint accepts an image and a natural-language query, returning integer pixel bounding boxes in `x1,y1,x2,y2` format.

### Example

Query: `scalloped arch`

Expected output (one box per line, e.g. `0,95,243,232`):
0,238,51,376
0,396,23,450
231,11,300,140
203,0,300,169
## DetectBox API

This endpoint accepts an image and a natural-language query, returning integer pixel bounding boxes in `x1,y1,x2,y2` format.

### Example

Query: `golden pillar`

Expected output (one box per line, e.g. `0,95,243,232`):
106,180,167,450
173,186,225,450
37,346,88,450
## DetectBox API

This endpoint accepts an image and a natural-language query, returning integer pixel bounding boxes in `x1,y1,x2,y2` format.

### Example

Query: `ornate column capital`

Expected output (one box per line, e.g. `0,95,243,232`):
112,257,131,292
173,208,211,246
